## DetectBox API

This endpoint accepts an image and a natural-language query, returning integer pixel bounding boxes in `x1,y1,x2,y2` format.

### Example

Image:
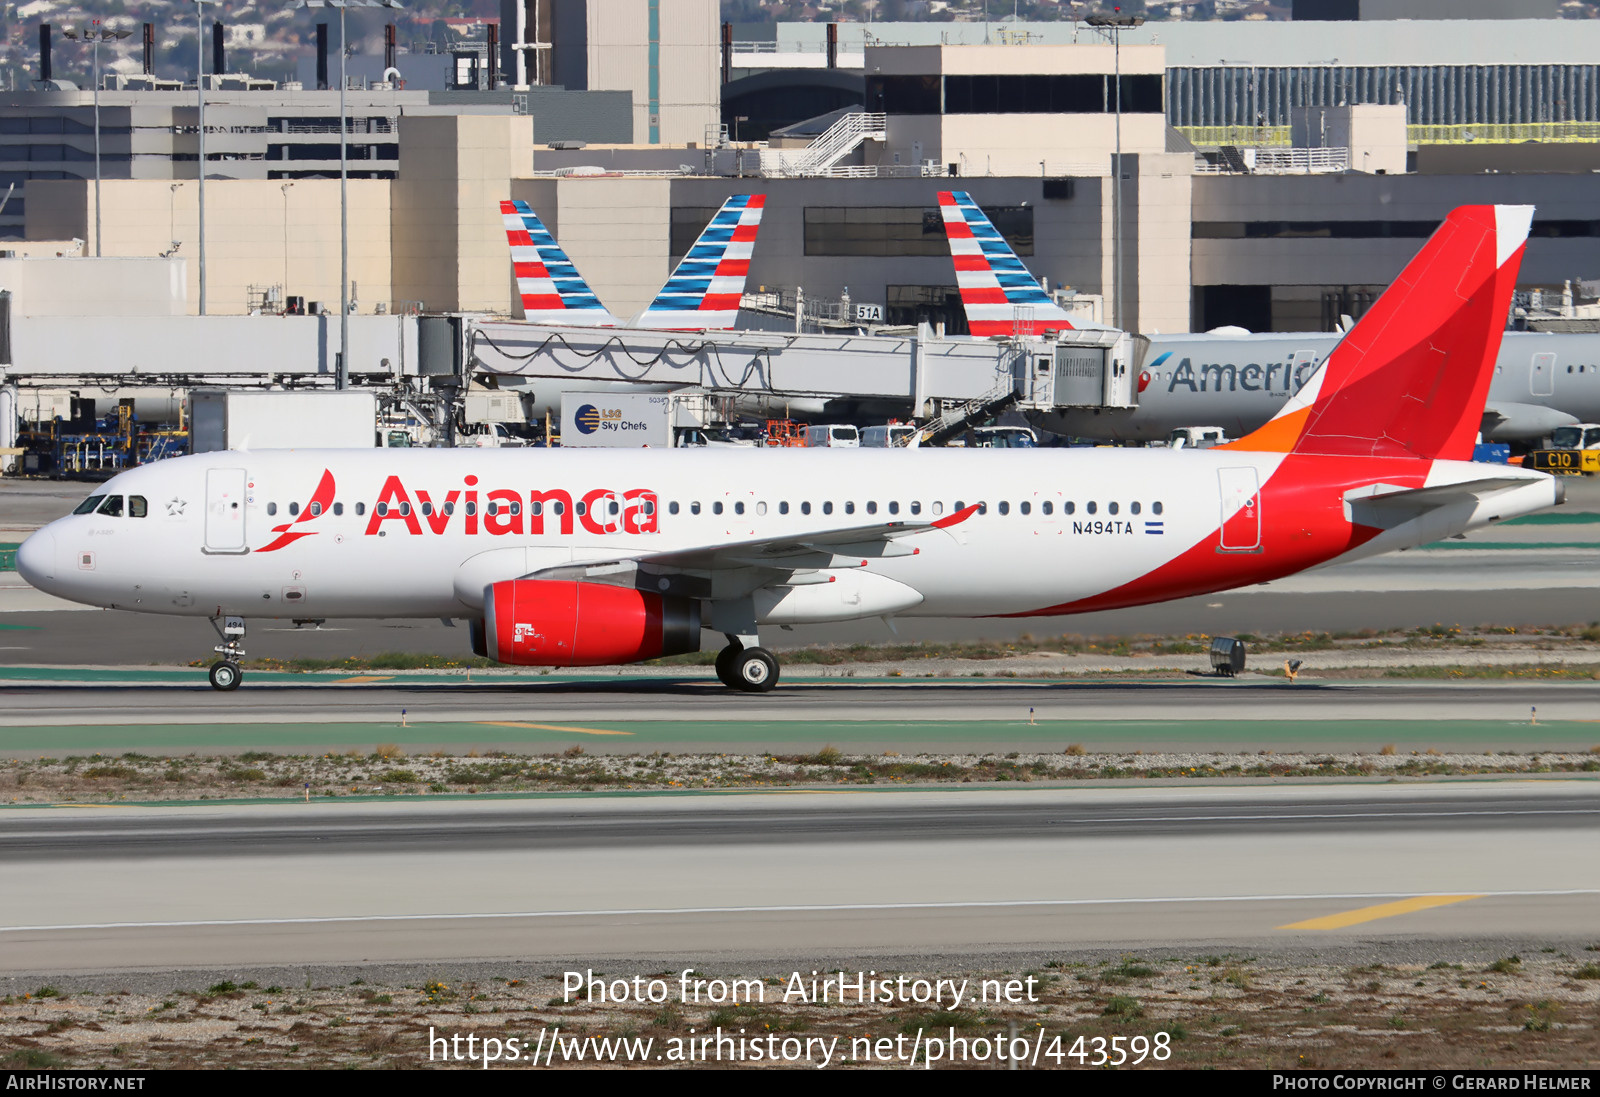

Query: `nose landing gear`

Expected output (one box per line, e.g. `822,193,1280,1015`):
207,615,247,691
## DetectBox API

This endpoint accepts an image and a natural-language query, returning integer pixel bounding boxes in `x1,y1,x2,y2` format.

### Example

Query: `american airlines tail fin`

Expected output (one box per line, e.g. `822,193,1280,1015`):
500,200,622,327
1223,204,1533,462
938,190,1105,337
635,194,765,330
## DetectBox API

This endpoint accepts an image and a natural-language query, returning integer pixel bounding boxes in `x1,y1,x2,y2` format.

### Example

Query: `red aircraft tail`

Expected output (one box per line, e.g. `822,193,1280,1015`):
1223,204,1532,461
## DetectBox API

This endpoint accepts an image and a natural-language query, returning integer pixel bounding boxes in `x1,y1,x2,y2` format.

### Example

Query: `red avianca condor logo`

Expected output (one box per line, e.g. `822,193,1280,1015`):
256,469,336,553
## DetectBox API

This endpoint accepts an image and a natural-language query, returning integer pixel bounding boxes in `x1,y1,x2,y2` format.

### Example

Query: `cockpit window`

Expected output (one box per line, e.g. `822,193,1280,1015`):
96,495,124,517
73,495,106,515
129,495,148,518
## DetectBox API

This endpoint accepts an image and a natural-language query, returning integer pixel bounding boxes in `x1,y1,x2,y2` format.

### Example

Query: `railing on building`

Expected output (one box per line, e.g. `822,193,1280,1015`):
1181,121,1600,148
760,111,887,177
1193,146,1351,174
1407,121,1600,144
1177,126,1291,148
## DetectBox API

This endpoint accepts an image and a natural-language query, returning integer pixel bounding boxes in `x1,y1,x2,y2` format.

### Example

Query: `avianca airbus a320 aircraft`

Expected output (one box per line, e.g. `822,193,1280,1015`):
17,205,1562,693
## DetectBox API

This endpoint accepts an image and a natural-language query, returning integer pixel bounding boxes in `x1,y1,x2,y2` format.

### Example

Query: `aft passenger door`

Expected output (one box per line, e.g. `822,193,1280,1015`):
204,467,249,554
1531,352,1556,397
1217,467,1262,553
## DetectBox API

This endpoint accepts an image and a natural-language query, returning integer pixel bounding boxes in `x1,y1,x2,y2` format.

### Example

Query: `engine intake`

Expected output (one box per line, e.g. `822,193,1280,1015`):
483,579,700,667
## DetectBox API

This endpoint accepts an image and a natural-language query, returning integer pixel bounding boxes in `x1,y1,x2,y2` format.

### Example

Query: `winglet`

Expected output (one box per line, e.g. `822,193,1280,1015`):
500,199,622,326
1221,204,1533,462
636,195,765,330
932,503,982,529
938,191,1111,337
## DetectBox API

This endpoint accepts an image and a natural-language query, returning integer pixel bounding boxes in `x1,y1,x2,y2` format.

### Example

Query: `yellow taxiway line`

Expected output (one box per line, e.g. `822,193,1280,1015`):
476,721,634,737
1279,893,1484,931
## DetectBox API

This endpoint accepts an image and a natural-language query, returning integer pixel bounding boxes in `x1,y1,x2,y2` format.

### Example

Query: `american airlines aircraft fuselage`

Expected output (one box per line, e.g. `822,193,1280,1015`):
1040,331,1600,444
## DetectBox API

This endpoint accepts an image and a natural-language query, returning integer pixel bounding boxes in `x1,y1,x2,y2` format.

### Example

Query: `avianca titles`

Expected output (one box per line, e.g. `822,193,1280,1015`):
17,205,1562,692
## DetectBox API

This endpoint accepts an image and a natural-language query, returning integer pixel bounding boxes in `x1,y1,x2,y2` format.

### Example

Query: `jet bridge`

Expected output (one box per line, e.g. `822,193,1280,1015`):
465,320,1135,420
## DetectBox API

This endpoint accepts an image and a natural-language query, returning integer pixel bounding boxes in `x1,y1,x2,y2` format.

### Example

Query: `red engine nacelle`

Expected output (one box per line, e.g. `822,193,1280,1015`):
482,579,701,667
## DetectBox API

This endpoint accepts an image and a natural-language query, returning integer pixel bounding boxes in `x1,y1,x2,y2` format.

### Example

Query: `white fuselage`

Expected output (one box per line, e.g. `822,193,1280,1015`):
17,447,1560,629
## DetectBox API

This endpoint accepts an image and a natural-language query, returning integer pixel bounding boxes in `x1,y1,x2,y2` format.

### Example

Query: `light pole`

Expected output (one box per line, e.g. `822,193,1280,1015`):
61,22,131,258
191,0,217,315
297,0,403,390
1086,12,1143,332
280,181,294,302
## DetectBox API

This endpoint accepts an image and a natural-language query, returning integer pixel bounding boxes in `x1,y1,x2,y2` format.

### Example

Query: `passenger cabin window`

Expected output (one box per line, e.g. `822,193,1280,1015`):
998,501,1009,515
1086,502,1097,515
845,502,855,515
356,502,366,516
1152,502,1164,515
421,502,433,516
910,501,921,516
713,501,724,515
129,496,147,518
309,502,322,517
823,502,833,515
802,502,812,515
888,502,899,515
1108,502,1119,516
377,502,389,517
333,502,344,516
670,501,681,515
778,501,789,515
1019,501,1030,516
1042,501,1052,515
691,502,701,515
466,501,477,516
74,495,106,515
1131,502,1141,515
1065,501,1075,515
735,502,745,516
267,502,278,517
97,495,124,517
289,502,300,516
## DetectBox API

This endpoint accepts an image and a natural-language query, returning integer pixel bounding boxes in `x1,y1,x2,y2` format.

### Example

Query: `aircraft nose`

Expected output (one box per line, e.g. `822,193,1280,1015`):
15,527,56,587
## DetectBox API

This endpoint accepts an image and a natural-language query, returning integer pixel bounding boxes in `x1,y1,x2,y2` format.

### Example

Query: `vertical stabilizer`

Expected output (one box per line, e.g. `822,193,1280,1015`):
938,191,1105,336
636,194,766,330
500,200,622,327
1223,204,1533,461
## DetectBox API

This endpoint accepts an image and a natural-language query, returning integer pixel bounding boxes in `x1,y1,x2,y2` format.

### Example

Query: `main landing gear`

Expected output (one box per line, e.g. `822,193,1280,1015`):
715,639,780,693
207,615,247,691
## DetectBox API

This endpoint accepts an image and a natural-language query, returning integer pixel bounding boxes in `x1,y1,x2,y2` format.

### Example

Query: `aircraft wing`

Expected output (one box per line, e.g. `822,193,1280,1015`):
532,505,980,588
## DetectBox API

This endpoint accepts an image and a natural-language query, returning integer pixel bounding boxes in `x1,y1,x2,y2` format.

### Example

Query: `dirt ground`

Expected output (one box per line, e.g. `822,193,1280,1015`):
3,952,1597,1070
2,746,1598,804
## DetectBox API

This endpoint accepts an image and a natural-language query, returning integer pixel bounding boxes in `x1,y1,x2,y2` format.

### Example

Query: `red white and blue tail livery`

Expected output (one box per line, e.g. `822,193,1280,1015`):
17,206,1562,693
500,199,622,327
938,190,1109,337
501,195,764,330
637,194,766,330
